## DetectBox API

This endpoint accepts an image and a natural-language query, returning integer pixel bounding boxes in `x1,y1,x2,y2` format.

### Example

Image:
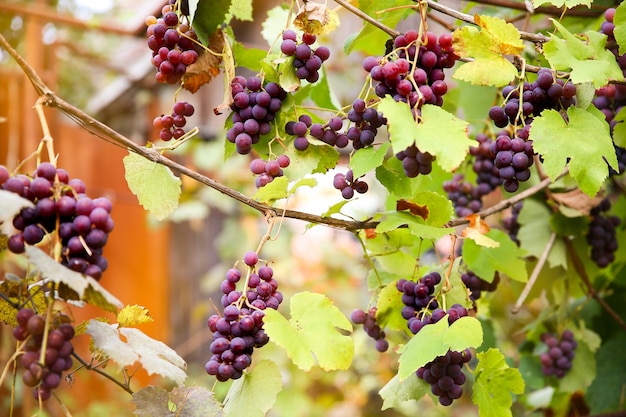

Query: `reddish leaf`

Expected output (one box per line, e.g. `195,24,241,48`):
182,31,224,94
396,199,429,220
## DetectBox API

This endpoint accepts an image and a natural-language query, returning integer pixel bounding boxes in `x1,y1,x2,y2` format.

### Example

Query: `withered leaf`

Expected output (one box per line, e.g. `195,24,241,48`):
293,1,340,36
396,199,429,220
182,30,224,94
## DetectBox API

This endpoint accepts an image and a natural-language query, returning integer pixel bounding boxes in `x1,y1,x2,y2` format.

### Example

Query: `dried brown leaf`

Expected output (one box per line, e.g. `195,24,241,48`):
294,1,340,36
182,31,224,94
551,188,604,215
396,199,429,220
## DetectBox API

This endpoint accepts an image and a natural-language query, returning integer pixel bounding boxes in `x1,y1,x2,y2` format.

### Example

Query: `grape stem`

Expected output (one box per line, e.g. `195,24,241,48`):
511,232,556,314
34,99,57,167
564,240,626,332
70,353,135,395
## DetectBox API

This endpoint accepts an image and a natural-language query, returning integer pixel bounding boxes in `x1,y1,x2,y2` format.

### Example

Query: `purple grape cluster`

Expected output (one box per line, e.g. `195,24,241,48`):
489,130,534,193
343,99,386,150
461,270,500,303
350,307,389,353
2,163,113,280
250,155,291,188
488,69,576,128
418,348,472,406
364,30,457,108
540,330,577,378
280,30,330,83
226,76,287,155
12,309,75,401
397,272,441,334
205,251,283,381
395,144,435,178
586,198,620,268
146,7,199,84
332,169,369,199
443,174,483,218
470,133,502,195
153,100,195,141
503,202,522,245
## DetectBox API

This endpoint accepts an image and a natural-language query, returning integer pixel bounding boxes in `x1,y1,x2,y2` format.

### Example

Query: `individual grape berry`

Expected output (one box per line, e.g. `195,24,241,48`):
351,307,389,352
586,198,620,268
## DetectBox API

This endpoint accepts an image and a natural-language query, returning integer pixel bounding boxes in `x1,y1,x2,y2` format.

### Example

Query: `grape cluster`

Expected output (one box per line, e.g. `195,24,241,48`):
280,30,330,83
397,272,441,334
350,307,389,352
443,174,483,218
146,6,199,84
250,155,291,188
586,198,620,268
395,144,435,178
12,309,75,401
332,170,369,199
489,131,535,193
364,30,457,108
2,163,113,280
417,348,472,406
461,270,500,303
205,251,283,381
470,133,502,195
153,101,195,141
539,330,577,378
503,202,523,245
226,76,287,155
488,69,576,128
343,99,386,150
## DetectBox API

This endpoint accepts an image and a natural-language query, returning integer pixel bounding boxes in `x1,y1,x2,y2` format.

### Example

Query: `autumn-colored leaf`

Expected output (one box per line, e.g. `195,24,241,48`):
396,199,429,220
461,213,499,248
183,30,224,94
551,189,605,215
364,229,377,239
294,1,340,36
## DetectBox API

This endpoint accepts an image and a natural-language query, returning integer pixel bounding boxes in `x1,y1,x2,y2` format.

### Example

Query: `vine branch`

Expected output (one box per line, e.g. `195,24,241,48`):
564,240,626,332
70,353,134,395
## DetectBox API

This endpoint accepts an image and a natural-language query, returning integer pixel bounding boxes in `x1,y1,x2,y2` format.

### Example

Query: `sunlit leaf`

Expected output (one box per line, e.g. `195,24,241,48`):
224,360,282,417
117,305,153,327
472,349,525,417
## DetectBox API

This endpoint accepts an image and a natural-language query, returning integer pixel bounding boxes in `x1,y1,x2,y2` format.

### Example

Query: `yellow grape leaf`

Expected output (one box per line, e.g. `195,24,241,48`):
461,214,500,248
294,1,340,36
123,152,182,221
183,30,224,94
117,305,153,327
452,15,524,87
214,31,237,116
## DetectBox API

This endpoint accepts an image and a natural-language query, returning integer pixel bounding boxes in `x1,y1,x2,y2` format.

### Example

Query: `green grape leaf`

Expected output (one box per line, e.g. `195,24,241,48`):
613,107,626,148
25,246,123,313
532,0,591,9
375,281,408,331
123,152,182,221
309,69,340,110
87,320,187,386
284,142,340,178
452,15,524,87
530,107,617,197
263,292,354,371
462,229,528,283
261,6,289,47
615,2,626,55
320,200,350,219
117,305,153,327
379,373,430,410
344,0,413,54
543,20,624,88
398,316,483,379
276,55,301,93
227,0,253,22
587,333,626,414
252,177,289,204
379,99,471,172
350,142,391,179
191,0,232,45
472,349,525,417
376,212,453,240
223,360,282,417
517,199,567,269
232,41,265,72
558,329,596,393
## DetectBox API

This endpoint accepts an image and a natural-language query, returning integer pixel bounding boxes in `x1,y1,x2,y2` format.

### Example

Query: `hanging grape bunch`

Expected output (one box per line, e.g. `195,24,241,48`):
586,198,620,268
280,30,331,83
146,4,199,84
153,100,195,141
12,309,76,401
205,251,283,381
350,307,389,352
1,163,113,280
226,76,288,155
539,331,577,378
333,169,369,200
